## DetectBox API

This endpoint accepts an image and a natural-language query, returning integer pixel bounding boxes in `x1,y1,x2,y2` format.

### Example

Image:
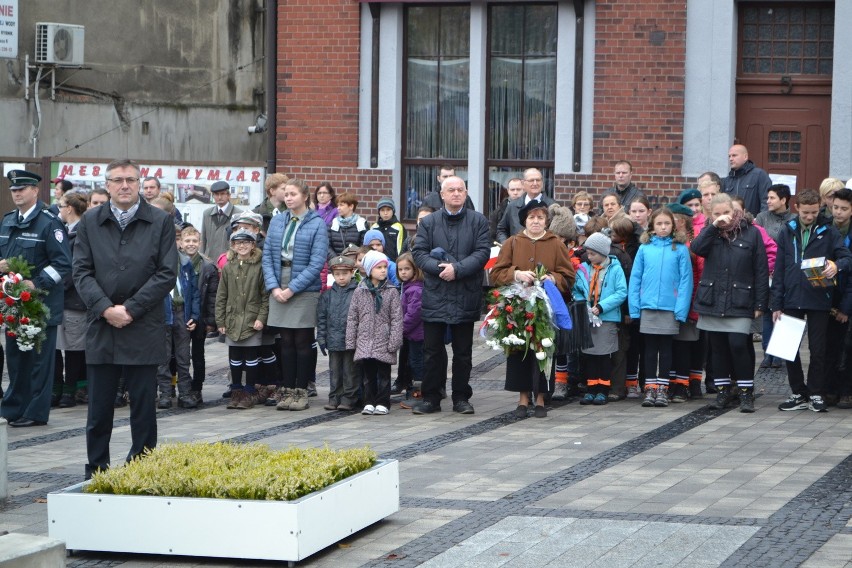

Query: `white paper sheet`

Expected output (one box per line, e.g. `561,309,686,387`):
766,313,807,361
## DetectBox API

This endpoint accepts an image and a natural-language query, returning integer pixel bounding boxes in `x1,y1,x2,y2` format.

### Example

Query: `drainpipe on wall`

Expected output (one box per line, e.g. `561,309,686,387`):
265,0,278,174
572,0,585,172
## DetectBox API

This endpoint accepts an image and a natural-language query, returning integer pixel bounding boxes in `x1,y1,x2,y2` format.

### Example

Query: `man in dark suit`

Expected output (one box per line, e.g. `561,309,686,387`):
73,159,177,479
495,168,556,243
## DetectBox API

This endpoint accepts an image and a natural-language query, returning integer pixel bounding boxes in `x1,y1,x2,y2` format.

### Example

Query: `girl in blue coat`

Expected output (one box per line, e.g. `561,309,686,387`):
628,208,693,407
573,232,628,405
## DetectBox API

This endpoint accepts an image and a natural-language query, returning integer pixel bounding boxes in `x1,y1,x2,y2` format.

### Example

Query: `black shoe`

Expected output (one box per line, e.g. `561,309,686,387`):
708,386,731,410
452,400,475,414
412,400,441,414
513,405,528,418
75,388,88,404
157,393,172,409
51,392,61,408
390,380,407,395
533,405,547,418
58,393,76,408
114,391,127,408
739,388,755,413
9,418,47,427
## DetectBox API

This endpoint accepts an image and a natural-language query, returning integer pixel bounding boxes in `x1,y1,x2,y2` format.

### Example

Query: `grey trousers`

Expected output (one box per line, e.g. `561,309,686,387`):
156,314,192,396
328,350,358,406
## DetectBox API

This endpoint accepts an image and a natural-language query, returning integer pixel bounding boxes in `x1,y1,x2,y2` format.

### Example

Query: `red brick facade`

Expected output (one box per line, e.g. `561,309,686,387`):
276,0,697,214
558,0,692,207
275,1,391,209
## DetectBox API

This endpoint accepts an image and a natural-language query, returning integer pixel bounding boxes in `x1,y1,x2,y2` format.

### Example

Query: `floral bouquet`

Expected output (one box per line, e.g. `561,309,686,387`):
480,264,557,373
0,257,50,352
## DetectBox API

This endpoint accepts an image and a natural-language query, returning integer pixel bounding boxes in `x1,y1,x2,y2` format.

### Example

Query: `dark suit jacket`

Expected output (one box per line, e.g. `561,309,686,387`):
73,199,177,365
496,194,556,243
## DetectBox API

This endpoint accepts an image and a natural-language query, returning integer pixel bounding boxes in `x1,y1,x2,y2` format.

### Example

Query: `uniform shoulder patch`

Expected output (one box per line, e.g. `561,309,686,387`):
54,229,64,243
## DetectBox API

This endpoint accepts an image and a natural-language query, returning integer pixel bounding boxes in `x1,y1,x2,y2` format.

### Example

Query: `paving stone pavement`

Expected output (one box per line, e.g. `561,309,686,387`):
2,334,852,567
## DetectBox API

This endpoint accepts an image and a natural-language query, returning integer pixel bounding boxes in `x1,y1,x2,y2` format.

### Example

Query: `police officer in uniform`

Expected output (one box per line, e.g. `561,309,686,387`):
0,170,71,427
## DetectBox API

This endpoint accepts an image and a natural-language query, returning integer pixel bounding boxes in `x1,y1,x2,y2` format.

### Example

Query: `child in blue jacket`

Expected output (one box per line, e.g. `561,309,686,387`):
628,208,693,408
573,232,628,405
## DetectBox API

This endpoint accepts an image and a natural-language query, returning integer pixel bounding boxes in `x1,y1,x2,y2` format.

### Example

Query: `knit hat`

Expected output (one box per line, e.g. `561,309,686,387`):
229,228,257,243
547,203,578,241
363,229,385,246
584,232,611,257
377,198,395,213
678,188,702,205
667,203,694,217
362,250,388,276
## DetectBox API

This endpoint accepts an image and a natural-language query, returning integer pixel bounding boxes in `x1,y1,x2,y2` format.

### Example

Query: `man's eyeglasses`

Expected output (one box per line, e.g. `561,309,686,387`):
106,177,140,185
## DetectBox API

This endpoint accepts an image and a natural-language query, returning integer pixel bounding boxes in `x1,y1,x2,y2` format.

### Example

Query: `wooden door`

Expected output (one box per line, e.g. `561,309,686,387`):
735,2,834,191
735,93,830,191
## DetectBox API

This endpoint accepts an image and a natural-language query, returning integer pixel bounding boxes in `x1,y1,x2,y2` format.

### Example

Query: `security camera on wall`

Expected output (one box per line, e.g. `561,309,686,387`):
248,113,267,135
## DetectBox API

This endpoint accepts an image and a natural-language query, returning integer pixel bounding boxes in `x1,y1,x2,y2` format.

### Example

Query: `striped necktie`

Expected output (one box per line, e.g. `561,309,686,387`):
118,210,129,230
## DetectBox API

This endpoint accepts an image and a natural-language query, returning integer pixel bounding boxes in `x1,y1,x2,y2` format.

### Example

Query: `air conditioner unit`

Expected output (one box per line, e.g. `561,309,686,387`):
35,23,85,66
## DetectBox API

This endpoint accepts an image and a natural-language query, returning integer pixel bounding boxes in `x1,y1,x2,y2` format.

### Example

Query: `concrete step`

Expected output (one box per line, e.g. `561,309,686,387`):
0,533,66,568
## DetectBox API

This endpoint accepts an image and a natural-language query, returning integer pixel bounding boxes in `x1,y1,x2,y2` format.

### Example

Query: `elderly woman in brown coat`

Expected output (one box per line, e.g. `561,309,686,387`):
490,200,576,418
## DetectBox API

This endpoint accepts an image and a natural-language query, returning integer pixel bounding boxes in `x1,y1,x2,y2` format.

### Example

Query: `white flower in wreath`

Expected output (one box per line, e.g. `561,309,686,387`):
541,337,553,348
535,351,547,361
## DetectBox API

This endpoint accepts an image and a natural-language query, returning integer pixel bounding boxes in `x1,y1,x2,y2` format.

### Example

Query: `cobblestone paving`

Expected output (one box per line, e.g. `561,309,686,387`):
2,337,852,567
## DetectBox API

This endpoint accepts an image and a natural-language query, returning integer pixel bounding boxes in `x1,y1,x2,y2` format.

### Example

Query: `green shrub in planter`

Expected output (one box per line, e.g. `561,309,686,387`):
84,442,377,501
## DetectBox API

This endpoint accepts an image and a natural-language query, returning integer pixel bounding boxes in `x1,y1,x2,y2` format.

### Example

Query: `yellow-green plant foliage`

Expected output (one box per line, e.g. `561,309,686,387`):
84,442,377,501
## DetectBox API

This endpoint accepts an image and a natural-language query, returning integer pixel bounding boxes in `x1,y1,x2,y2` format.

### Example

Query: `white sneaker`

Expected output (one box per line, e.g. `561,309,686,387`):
361,404,375,415
373,405,389,415
626,385,641,399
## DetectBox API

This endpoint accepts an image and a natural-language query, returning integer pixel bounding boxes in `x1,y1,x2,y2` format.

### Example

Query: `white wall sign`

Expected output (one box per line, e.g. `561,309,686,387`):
51,161,266,229
0,0,17,59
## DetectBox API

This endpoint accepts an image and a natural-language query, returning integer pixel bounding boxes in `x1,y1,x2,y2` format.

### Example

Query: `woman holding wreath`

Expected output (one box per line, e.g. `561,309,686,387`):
490,200,575,418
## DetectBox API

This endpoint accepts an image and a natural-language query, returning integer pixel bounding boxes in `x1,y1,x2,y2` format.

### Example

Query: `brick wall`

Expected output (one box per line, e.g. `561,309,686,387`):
276,0,702,213
556,0,695,207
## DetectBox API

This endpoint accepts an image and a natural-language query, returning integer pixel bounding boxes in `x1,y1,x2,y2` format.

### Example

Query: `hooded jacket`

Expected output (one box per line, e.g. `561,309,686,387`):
722,160,771,216
412,207,491,324
573,256,628,323
770,213,852,312
216,247,269,342
345,280,403,364
262,209,328,294
627,233,693,322
316,277,358,351
691,221,769,318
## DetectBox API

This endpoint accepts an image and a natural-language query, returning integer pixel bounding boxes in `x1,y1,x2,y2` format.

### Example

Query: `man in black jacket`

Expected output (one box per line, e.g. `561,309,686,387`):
602,160,645,212
771,190,852,413
722,145,771,216
73,159,177,479
411,176,490,414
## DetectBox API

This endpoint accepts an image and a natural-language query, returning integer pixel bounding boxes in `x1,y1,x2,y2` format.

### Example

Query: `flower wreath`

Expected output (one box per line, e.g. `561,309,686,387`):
480,264,557,373
0,256,51,352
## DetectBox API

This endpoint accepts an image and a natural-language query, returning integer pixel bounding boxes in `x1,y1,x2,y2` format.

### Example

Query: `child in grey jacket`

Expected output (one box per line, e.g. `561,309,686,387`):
346,250,403,415
316,255,360,411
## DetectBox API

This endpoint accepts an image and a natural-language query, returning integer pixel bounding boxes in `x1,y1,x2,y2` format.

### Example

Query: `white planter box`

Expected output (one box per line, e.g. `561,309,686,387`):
48,459,399,563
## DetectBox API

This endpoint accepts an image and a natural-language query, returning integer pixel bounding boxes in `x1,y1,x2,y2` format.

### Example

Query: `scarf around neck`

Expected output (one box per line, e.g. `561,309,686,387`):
716,208,745,242
364,278,387,313
338,213,361,229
